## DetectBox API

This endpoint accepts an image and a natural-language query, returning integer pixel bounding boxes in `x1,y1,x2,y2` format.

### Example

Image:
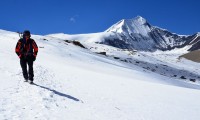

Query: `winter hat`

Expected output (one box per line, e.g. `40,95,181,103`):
23,30,31,37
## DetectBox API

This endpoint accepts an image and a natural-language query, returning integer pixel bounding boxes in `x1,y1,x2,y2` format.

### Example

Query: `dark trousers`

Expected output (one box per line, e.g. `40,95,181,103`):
20,57,34,81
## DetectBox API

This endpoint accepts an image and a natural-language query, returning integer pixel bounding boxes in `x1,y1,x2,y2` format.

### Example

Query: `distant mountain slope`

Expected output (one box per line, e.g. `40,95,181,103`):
180,50,200,62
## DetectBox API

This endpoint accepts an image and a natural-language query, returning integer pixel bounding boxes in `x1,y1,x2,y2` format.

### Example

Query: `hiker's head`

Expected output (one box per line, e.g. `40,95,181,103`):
23,30,31,39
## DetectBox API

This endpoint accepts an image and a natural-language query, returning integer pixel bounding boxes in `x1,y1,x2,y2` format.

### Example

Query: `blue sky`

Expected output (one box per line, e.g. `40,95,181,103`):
0,0,199,35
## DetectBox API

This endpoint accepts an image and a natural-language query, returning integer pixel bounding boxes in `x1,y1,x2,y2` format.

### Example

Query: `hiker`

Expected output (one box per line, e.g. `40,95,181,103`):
15,30,38,84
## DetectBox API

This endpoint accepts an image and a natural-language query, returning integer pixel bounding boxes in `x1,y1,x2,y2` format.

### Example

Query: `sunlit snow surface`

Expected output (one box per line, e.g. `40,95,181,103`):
1,29,200,120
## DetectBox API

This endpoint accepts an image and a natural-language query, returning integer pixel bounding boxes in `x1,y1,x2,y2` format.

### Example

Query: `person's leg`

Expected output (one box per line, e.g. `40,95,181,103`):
20,58,28,80
27,58,34,81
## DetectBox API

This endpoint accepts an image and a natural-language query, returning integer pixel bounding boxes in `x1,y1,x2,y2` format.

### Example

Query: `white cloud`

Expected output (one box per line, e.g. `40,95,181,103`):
70,17,76,22
69,15,79,23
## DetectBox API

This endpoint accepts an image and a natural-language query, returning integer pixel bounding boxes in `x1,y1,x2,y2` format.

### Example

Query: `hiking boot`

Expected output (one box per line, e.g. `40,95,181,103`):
24,79,28,82
29,80,34,84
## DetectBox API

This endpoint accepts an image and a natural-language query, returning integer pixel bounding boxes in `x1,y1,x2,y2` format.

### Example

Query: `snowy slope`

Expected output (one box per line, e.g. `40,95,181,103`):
1,29,200,120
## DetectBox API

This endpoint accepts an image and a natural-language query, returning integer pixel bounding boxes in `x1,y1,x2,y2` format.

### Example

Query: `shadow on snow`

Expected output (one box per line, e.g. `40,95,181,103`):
33,83,80,102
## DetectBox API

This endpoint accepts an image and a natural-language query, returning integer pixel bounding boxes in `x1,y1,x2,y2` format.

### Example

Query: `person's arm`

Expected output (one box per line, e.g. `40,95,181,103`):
32,40,38,57
15,40,22,58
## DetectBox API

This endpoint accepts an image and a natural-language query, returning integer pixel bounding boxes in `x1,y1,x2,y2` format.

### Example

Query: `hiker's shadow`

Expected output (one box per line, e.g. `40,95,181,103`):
33,83,81,102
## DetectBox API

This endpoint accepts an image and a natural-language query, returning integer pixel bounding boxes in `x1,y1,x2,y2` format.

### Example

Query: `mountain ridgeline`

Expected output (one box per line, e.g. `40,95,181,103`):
98,16,200,51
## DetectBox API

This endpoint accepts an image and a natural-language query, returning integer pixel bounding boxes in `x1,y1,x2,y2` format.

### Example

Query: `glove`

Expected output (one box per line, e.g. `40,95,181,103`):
19,55,24,59
32,55,36,61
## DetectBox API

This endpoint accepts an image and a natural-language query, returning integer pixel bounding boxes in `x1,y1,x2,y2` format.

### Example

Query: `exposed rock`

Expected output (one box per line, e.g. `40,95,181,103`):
114,57,120,59
180,76,187,79
64,40,86,49
190,79,196,82
96,52,107,56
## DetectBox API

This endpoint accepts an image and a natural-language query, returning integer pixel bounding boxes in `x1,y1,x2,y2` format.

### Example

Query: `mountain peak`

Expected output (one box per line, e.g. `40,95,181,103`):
106,16,152,36
133,16,147,24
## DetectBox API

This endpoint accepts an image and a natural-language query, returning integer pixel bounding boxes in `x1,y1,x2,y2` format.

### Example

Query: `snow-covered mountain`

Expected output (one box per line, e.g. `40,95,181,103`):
49,16,200,52
102,16,200,51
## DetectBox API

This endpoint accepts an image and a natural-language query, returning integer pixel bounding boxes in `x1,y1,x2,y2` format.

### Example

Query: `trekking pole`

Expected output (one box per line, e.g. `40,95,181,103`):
17,31,23,38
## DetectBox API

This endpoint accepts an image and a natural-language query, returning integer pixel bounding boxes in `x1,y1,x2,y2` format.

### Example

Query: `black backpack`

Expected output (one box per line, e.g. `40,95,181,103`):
19,38,34,56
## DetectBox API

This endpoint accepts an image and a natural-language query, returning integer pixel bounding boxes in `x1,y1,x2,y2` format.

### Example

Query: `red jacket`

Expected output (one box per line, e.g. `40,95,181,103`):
15,38,38,58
